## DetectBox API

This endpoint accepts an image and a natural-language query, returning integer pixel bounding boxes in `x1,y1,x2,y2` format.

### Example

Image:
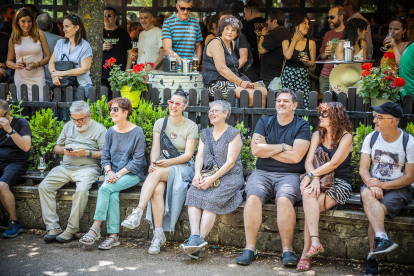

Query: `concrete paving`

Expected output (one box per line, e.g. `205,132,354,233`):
0,232,413,276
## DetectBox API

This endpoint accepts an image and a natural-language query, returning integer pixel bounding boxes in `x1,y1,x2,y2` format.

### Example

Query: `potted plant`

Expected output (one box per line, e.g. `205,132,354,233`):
357,54,406,105
103,57,154,107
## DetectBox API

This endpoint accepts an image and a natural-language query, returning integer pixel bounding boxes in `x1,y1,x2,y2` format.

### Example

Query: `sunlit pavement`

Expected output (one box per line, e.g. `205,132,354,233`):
1,232,413,276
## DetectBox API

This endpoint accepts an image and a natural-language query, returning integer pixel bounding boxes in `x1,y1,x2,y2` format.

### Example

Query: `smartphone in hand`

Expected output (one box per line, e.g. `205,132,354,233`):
64,146,74,151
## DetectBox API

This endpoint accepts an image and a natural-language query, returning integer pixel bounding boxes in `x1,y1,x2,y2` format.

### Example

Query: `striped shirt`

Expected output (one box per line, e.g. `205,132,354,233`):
161,15,202,62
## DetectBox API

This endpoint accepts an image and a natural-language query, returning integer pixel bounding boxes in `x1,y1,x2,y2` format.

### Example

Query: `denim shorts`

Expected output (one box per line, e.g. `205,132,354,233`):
0,161,29,187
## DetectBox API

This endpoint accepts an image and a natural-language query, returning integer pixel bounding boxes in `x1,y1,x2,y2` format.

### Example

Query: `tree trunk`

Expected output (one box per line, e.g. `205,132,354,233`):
78,0,105,95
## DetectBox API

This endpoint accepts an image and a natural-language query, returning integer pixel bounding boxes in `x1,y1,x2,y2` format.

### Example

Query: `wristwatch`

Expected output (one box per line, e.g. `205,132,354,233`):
6,129,16,137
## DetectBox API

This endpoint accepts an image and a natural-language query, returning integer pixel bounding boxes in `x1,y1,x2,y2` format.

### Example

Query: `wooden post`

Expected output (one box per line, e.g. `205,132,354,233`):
78,0,105,94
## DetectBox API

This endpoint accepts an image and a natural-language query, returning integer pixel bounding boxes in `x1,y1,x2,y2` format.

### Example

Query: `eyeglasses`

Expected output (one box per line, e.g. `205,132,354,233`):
409,14,414,19
109,107,120,113
104,14,113,18
71,116,87,124
207,109,224,115
178,5,193,12
167,100,185,107
317,113,328,118
373,115,394,121
328,15,338,20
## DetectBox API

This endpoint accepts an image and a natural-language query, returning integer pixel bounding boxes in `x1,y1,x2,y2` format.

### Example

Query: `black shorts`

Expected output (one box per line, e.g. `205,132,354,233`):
360,184,414,220
0,161,29,187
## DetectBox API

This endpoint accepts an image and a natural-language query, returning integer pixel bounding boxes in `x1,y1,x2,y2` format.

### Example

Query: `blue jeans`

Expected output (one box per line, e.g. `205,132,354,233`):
54,84,91,121
93,174,141,233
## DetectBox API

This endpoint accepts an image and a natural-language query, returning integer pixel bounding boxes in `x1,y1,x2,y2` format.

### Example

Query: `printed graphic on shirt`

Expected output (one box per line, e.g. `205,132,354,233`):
373,150,399,178
254,23,267,39
170,132,177,139
104,38,120,44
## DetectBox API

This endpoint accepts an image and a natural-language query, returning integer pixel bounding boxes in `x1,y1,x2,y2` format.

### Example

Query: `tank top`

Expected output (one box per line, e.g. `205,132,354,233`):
202,37,240,87
319,132,352,184
285,38,309,69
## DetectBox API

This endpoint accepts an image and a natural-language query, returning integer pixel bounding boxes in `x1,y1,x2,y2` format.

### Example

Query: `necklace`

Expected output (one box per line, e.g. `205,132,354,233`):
105,28,115,37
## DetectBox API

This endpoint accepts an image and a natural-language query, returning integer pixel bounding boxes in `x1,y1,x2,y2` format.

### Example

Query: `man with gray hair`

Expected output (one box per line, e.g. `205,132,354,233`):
39,101,107,243
37,13,62,90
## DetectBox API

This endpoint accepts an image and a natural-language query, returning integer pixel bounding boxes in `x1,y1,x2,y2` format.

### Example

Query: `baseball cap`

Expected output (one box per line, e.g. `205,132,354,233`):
369,102,403,118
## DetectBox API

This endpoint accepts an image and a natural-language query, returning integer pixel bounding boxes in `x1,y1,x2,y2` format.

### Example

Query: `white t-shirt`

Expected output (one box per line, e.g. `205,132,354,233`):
137,27,163,64
361,130,414,184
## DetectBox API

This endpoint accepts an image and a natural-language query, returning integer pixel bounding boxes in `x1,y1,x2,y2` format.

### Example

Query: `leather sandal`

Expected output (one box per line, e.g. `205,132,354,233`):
98,235,120,250
296,258,312,271
79,227,101,245
305,243,325,258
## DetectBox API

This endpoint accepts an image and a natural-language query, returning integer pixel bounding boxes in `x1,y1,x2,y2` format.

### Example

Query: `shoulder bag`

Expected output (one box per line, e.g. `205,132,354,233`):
200,129,220,188
268,58,286,91
46,54,78,89
159,117,181,159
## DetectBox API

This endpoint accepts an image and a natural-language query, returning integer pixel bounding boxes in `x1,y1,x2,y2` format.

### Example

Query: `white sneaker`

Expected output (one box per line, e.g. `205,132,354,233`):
121,207,143,229
148,231,166,255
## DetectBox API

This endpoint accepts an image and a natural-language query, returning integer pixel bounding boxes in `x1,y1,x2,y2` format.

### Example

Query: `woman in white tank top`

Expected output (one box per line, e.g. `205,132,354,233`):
335,18,368,61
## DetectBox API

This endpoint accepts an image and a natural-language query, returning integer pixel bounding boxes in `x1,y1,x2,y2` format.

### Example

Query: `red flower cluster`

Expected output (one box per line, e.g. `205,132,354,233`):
145,62,155,68
361,63,373,71
385,76,392,81
362,71,371,77
103,57,116,69
384,52,395,59
393,77,406,87
133,63,145,73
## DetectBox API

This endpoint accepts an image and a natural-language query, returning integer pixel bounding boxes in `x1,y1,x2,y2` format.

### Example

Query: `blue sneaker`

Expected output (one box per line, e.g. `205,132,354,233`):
2,221,23,238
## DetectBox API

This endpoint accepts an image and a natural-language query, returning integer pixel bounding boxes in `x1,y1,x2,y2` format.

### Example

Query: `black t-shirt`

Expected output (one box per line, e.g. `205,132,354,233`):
0,32,10,63
260,27,292,82
102,27,132,79
234,32,250,59
0,118,32,162
254,114,311,173
0,21,12,36
241,17,267,69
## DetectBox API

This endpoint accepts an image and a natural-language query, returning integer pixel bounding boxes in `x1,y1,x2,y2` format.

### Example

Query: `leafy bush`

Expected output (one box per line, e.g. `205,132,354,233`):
405,122,414,137
89,96,115,129
350,123,374,190
235,122,257,174
28,109,65,170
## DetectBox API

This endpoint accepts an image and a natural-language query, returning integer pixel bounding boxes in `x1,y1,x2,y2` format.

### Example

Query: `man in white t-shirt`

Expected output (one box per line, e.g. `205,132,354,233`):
135,8,164,70
360,102,414,276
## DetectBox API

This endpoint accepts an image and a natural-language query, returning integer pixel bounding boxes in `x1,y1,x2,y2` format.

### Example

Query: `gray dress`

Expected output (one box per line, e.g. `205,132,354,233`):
185,127,244,214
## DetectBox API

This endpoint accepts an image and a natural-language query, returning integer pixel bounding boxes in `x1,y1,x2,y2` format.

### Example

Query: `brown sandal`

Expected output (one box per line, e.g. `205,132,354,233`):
296,258,312,271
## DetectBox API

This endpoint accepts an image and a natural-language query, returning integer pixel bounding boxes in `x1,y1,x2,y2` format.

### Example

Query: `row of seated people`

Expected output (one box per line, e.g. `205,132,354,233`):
0,90,412,276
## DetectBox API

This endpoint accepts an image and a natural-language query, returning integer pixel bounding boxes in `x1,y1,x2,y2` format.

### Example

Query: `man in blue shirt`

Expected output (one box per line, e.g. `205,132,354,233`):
161,0,202,68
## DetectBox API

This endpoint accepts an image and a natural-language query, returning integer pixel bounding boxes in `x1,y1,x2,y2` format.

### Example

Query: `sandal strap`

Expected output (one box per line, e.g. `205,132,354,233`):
108,235,119,242
82,233,97,242
102,236,118,246
89,227,100,236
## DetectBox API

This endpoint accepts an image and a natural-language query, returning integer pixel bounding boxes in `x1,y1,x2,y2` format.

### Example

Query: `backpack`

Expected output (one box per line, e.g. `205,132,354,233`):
370,130,409,172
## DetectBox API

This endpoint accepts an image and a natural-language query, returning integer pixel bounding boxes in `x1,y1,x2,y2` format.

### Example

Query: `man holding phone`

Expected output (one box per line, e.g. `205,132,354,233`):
39,101,107,243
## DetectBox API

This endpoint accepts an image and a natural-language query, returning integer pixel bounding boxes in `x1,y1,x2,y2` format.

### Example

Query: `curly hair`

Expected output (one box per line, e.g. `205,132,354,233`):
341,17,368,49
317,102,353,148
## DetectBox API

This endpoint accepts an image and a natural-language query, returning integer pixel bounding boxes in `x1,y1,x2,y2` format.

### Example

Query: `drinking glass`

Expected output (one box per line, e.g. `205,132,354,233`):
380,33,393,52
192,54,199,72
299,51,308,61
38,157,46,177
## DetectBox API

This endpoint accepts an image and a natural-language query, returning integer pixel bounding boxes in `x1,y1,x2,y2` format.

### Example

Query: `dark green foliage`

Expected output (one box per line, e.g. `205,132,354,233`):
89,96,115,129
235,122,256,173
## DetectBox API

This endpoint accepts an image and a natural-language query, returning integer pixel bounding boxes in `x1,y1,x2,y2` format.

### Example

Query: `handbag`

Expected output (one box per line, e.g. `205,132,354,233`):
200,129,220,188
268,58,286,91
46,54,78,89
159,117,181,159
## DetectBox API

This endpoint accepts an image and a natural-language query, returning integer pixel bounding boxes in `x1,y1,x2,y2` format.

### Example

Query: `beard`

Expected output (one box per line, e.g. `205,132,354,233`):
76,118,91,132
331,20,341,29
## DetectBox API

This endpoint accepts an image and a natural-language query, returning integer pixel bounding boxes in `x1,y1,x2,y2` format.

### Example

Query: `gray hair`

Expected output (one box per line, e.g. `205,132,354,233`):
209,100,231,121
140,7,153,17
276,88,297,103
0,99,9,114
69,101,91,116
177,0,193,4
37,13,53,32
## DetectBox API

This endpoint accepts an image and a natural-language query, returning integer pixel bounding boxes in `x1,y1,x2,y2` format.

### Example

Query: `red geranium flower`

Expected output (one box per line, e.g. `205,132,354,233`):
361,63,372,71
362,71,371,77
393,77,406,87
387,52,395,59
385,76,392,81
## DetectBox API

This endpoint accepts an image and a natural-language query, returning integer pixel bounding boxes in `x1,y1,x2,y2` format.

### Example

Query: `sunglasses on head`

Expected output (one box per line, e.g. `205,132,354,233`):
104,14,113,18
178,5,192,12
168,100,185,107
392,15,406,20
109,107,119,112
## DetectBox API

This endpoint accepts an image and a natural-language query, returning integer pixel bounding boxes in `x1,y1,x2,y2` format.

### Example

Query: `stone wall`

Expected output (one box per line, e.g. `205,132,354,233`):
1,185,414,265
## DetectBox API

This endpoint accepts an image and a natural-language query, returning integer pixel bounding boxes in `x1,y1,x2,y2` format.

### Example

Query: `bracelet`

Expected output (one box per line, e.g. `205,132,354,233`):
306,172,314,180
87,150,92,158
281,143,285,153
106,169,112,174
239,79,243,86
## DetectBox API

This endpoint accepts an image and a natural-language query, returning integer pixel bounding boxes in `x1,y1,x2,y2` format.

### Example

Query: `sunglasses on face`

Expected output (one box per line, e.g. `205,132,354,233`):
109,107,120,113
317,113,328,118
104,14,113,18
168,100,185,107
178,5,193,12
328,15,338,20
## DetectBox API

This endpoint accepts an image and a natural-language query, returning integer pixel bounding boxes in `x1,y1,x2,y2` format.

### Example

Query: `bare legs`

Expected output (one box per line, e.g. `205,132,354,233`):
277,197,296,253
137,167,169,210
243,195,263,251
151,182,167,228
300,192,337,260
0,182,17,221
188,206,216,238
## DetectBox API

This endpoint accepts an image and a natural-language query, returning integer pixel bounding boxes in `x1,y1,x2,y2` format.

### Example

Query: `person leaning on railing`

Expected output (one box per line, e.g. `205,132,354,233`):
49,15,93,100
179,100,245,259
202,15,267,108
6,8,51,102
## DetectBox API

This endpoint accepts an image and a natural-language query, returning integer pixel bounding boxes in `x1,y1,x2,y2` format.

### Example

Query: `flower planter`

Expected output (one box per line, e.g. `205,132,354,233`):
371,97,392,107
120,86,142,108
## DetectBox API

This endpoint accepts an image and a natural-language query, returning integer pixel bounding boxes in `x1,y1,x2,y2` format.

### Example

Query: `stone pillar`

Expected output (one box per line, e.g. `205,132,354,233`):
78,0,105,93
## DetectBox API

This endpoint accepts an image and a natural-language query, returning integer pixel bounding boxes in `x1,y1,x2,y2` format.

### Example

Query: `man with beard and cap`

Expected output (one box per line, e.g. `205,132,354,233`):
319,5,346,93
38,101,107,244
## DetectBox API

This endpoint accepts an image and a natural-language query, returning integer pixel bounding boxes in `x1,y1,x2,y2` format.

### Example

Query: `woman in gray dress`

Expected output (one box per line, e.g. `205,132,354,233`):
179,100,244,259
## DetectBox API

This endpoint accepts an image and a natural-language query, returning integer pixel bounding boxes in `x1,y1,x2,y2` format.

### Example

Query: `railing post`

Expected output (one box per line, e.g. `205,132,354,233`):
0,83,6,100
226,89,236,126
200,89,209,129
308,91,318,130
252,90,262,131
188,88,197,123
402,94,413,129
239,90,249,129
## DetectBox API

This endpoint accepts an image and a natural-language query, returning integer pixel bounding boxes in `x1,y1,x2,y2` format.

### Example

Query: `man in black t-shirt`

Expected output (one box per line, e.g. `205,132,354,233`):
0,5,15,35
236,89,311,266
258,10,292,88
101,7,133,99
242,1,267,82
0,100,32,239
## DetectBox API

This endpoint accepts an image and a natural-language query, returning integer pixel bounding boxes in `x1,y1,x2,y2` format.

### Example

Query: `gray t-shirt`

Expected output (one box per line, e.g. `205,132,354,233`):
56,120,107,169
101,126,147,179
